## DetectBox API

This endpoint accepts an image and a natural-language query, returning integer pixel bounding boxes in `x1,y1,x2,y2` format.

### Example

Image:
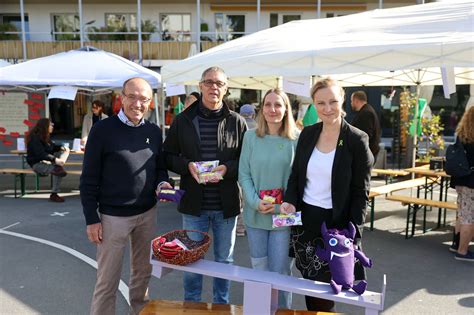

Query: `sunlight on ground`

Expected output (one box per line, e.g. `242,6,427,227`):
384,288,474,314
0,289,39,314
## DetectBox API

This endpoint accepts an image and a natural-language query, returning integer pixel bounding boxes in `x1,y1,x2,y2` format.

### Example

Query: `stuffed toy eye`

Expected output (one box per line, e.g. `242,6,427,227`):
329,238,338,246
344,239,352,247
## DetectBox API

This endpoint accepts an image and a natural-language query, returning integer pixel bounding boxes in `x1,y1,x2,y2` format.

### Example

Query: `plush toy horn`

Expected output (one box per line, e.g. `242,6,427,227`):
321,221,328,237
348,221,356,239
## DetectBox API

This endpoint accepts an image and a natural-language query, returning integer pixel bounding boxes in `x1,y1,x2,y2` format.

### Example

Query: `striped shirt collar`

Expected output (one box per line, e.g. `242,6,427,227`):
118,108,145,127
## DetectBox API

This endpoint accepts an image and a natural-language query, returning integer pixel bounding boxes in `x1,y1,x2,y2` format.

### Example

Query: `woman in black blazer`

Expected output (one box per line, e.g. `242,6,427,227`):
281,78,373,311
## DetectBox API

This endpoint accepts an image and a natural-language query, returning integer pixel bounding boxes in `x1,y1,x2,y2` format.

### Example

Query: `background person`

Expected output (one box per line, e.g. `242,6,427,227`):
80,77,170,314
81,100,108,145
239,104,257,130
449,106,474,262
280,78,373,312
26,118,69,202
163,66,247,304
238,88,299,309
184,91,201,110
350,91,381,163
236,103,257,236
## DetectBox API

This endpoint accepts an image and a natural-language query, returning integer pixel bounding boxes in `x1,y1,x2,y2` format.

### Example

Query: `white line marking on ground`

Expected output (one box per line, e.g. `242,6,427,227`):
1,222,20,230
51,212,70,217
0,229,130,305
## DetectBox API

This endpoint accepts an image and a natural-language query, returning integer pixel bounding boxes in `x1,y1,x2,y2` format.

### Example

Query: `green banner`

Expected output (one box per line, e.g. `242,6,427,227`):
409,98,427,137
303,103,318,127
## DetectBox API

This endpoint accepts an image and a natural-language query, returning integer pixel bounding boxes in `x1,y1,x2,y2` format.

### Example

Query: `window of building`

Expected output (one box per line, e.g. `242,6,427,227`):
105,13,137,31
0,14,30,40
215,13,245,41
160,13,191,41
52,13,80,40
270,13,300,27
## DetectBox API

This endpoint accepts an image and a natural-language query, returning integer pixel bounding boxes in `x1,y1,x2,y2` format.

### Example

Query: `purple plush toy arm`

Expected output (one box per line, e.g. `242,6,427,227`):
354,249,373,268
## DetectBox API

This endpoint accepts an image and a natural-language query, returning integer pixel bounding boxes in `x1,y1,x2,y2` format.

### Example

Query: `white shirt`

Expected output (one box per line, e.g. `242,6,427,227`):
302,147,335,209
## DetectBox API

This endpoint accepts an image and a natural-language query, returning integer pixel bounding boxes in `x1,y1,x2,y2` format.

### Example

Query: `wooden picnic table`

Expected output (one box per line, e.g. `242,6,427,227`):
372,168,409,184
404,165,451,228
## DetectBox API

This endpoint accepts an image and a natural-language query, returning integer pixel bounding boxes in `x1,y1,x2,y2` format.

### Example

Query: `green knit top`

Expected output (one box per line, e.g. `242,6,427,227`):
238,129,298,230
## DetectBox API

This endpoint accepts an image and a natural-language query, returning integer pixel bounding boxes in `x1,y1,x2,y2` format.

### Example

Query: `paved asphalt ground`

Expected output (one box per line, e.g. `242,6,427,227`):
0,154,472,314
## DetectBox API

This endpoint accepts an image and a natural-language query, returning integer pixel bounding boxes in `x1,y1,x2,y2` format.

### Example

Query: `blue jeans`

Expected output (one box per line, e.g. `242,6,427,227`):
246,225,293,309
182,211,237,304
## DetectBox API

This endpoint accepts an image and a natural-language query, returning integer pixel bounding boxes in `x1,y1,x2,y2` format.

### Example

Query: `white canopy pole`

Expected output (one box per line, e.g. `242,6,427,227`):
379,0,383,9
257,0,261,30
197,0,201,52
78,0,84,47
137,0,143,65
20,0,27,61
317,0,321,19
154,91,159,126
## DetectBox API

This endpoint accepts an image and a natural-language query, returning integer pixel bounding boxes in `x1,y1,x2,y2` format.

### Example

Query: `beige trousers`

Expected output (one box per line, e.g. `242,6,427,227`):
90,206,157,315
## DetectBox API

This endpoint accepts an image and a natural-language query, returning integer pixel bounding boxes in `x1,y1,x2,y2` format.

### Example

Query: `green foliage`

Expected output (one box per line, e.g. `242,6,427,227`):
87,20,157,41
0,23,20,40
419,112,445,162
401,88,445,162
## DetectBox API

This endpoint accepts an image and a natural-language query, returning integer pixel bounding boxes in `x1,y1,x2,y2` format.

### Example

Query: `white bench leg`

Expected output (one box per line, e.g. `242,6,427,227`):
365,308,379,315
151,264,173,278
243,280,278,315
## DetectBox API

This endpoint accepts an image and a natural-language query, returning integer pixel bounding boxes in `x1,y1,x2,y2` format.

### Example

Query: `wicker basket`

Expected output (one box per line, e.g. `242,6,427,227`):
152,230,211,266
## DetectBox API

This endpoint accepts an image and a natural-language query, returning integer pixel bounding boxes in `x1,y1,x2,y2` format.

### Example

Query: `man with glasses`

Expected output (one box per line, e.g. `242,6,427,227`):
80,77,171,315
164,67,247,304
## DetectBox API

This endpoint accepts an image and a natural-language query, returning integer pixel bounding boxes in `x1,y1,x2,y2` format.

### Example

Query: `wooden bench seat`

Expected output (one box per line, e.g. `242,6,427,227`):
140,299,336,315
0,168,81,198
367,177,435,231
150,258,385,315
371,169,409,184
386,195,457,239
65,161,83,166
0,168,36,197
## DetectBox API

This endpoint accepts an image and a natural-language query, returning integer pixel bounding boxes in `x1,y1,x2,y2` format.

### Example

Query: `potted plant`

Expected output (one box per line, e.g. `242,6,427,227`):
400,89,445,166
0,23,20,40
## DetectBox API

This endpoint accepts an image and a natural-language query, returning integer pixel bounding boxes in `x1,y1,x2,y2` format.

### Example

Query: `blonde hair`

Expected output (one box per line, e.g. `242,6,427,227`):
310,77,346,117
456,106,474,143
256,88,297,140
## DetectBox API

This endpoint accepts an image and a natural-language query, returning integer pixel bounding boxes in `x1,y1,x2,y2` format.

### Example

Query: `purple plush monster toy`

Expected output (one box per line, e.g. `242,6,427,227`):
316,222,372,295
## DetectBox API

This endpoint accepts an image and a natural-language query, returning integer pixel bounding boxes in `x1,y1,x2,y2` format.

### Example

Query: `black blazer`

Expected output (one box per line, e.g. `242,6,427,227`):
284,120,373,238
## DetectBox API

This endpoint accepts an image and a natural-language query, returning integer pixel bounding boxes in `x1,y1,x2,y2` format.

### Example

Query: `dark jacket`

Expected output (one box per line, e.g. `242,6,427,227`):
163,100,248,218
450,139,474,189
351,103,381,159
284,120,374,238
26,134,62,167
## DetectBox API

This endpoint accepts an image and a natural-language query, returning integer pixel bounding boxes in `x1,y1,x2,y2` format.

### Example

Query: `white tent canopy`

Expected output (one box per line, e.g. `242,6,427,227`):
0,47,161,91
162,0,474,89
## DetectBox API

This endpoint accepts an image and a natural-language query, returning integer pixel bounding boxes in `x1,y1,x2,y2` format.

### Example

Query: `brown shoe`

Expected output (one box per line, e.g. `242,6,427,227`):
51,165,67,177
49,193,65,202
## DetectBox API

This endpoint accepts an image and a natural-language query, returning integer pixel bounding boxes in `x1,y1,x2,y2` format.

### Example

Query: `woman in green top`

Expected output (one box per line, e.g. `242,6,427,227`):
238,88,299,309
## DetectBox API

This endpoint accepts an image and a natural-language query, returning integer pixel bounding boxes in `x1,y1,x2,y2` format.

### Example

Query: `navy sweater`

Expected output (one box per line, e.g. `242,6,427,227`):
80,115,168,225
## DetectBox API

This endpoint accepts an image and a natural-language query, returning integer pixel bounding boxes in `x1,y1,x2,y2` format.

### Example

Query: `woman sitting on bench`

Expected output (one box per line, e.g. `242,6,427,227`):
26,118,70,202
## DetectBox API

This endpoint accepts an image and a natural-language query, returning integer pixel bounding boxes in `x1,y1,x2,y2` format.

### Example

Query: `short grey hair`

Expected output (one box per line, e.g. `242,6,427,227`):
200,66,228,83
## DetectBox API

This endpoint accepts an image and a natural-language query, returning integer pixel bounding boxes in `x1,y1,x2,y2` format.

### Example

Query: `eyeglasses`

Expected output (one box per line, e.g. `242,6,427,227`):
122,93,152,105
200,80,227,88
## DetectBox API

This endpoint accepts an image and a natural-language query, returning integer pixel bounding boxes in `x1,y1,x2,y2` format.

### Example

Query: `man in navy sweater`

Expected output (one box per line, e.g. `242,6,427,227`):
80,77,170,315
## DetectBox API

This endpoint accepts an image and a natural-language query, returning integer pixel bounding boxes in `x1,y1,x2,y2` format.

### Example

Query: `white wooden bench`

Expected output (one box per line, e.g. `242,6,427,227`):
150,257,386,315
386,195,457,239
